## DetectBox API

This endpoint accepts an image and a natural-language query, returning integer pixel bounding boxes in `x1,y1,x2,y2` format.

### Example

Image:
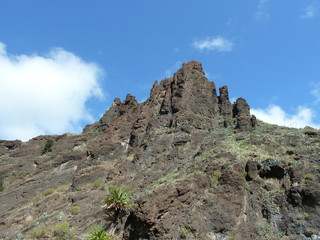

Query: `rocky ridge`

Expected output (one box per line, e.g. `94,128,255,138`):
0,61,319,240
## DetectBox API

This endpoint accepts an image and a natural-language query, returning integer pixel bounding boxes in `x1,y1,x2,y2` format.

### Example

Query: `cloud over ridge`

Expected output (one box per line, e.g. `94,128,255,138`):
301,5,317,19
251,105,320,129
0,42,104,141
193,36,233,52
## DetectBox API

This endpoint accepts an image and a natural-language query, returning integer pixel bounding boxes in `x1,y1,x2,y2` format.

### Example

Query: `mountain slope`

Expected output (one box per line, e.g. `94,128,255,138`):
0,61,319,240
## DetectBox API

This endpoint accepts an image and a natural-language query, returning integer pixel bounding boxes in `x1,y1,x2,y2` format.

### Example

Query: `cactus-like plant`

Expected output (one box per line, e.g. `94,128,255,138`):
104,186,133,211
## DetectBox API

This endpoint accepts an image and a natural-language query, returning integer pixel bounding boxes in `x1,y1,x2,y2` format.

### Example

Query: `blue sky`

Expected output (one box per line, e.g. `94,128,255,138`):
1,0,320,141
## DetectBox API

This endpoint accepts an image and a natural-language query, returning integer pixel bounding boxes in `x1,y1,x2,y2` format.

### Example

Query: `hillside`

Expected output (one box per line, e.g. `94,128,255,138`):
0,61,319,240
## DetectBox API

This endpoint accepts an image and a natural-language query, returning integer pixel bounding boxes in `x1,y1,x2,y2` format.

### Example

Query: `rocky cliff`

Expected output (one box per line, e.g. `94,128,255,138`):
0,61,319,240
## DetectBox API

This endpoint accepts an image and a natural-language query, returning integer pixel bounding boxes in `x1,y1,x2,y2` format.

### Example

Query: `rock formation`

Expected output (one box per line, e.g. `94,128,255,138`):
233,97,256,130
218,86,233,127
85,61,255,135
0,61,319,240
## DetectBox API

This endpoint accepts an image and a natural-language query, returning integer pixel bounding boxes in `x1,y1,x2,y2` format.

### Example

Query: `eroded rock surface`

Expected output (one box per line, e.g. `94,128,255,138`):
0,61,319,240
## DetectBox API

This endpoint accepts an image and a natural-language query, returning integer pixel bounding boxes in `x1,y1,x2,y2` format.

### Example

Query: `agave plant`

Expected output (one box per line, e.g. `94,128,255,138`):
104,186,133,211
86,226,112,240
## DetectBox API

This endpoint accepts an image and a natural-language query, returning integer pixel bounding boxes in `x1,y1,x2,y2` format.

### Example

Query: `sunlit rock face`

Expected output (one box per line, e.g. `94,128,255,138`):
1,61,318,240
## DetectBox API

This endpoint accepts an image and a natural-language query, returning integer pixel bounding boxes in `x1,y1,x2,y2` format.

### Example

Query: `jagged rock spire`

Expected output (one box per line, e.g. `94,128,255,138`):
84,61,255,134
218,86,233,127
233,98,256,130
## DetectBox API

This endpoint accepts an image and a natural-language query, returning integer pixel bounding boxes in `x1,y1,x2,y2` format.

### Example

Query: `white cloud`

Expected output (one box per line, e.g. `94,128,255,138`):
0,42,6,55
255,11,269,20
310,83,320,102
255,0,270,20
251,105,320,129
301,5,317,19
193,36,233,52
258,0,269,6
0,42,104,141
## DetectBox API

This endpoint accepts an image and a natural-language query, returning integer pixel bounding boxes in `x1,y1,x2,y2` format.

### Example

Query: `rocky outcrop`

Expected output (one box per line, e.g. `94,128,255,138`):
1,61,319,240
85,61,255,135
0,140,22,156
218,86,233,127
233,97,256,130
84,94,138,133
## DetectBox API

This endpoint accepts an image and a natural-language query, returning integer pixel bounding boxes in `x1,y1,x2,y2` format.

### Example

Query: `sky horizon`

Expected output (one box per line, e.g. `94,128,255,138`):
1,0,320,141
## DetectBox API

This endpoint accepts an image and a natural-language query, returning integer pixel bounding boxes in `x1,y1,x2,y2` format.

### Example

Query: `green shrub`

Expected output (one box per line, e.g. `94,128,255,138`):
193,170,204,175
243,170,248,177
212,145,223,153
213,170,222,177
256,220,285,239
42,139,54,155
42,188,54,196
305,173,316,180
70,206,81,215
0,176,4,192
30,227,46,238
86,226,113,240
104,186,133,211
210,170,222,187
180,227,188,236
92,180,107,190
50,222,75,240
29,222,75,240
256,221,272,238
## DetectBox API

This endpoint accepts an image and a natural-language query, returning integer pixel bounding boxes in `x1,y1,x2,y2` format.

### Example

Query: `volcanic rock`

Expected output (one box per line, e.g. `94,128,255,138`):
0,61,319,240
218,86,233,127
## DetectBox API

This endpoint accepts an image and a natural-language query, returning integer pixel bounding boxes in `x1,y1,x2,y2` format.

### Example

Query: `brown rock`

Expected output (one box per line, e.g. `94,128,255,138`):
233,98,255,130
218,86,233,126
245,160,258,180
1,61,276,240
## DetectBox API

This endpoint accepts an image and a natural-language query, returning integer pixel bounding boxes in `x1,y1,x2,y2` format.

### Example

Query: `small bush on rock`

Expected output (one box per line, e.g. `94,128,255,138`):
42,139,54,155
86,226,113,240
42,188,54,196
0,176,5,192
92,179,107,190
70,206,81,215
210,170,222,187
29,222,75,240
104,186,134,211
305,173,315,180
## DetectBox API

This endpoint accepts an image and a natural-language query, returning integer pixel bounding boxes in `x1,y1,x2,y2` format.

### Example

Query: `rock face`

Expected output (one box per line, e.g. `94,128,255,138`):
85,61,253,135
0,61,320,240
233,97,256,130
218,86,233,126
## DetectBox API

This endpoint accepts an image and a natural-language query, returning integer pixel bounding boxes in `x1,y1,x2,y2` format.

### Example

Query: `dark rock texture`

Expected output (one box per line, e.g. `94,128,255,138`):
0,61,319,240
218,86,233,127
233,97,256,130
